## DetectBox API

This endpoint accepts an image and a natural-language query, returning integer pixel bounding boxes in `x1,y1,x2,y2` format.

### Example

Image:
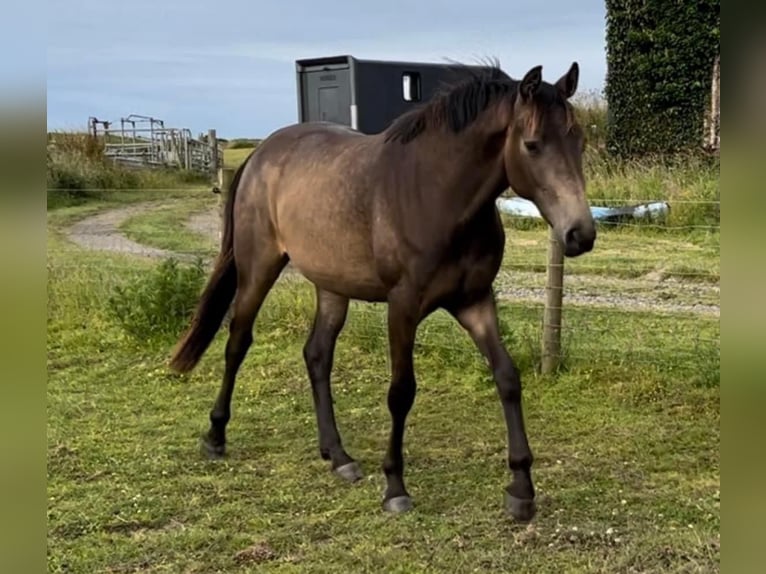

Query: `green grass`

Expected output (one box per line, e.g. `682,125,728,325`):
48,226,719,574
47,135,719,572
498,222,719,282
224,147,256,169
118,189,221,259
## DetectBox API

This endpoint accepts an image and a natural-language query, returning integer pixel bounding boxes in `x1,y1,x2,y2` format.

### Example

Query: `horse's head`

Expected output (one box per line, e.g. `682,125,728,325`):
504,63,596,257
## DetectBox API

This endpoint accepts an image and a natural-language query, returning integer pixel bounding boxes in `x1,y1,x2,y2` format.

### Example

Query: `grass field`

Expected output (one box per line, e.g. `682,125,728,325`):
47,164,720,572
224,147,256,169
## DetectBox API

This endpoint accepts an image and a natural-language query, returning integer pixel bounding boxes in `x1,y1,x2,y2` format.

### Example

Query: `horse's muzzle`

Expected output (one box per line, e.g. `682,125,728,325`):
563,225,596,257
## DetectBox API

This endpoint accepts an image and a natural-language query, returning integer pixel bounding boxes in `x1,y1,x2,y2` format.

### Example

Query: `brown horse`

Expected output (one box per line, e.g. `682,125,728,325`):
169,61,596,522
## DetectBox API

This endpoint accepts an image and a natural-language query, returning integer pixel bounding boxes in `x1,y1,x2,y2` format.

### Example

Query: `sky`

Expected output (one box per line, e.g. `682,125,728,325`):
47,0,608,139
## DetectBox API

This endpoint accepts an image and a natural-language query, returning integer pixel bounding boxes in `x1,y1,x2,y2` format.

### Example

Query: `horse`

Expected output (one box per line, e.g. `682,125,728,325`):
169,61,596,522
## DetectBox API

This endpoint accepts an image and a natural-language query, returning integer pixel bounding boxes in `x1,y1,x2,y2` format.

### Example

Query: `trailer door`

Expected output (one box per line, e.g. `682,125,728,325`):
303,68,351,126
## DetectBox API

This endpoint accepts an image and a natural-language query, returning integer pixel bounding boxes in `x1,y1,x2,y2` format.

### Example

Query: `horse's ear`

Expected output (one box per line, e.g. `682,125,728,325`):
555,62,579,99
520,65,543,101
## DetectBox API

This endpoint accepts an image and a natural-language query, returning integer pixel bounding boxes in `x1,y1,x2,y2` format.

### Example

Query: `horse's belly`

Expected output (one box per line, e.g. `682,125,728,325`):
290,258,388,301
284,238,388,302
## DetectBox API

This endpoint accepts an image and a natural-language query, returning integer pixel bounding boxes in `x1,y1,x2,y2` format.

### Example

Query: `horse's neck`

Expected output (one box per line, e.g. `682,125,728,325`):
417,131,507,228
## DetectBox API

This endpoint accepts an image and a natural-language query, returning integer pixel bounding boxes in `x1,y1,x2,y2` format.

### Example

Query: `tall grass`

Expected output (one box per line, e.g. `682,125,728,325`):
571,92,719,229
46,132,210,208
572,89,610,152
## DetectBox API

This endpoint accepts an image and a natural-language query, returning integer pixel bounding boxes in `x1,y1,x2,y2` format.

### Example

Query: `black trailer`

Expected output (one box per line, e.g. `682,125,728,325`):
295,55,491,135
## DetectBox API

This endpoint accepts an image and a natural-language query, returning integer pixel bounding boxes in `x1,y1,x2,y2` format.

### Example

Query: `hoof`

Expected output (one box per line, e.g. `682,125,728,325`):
201,436,226,460
504,492,536,522
382,495,413,514
333,461,363,482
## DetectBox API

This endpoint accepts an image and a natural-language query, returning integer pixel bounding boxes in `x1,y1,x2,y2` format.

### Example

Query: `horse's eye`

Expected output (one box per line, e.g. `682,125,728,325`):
524,140,540,154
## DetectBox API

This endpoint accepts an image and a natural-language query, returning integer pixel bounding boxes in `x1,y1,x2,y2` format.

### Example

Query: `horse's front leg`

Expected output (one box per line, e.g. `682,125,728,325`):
449,290,536,522
381,289,421,513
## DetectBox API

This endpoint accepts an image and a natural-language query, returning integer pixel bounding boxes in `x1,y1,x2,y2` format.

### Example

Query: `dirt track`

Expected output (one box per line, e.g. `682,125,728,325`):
65,203,720,317
66,203,177,259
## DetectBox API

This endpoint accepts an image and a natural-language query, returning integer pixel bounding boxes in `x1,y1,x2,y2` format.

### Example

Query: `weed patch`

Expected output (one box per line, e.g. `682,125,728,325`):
106,257,207,345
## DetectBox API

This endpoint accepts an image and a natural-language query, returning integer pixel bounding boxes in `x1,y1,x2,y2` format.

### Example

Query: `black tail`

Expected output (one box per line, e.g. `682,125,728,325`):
169,155,252,373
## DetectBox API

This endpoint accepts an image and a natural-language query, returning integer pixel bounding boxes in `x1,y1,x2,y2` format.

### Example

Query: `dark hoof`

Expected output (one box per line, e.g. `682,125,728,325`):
505,492,536,522
333,462,363,482
382,495,413,513
201,436,226,460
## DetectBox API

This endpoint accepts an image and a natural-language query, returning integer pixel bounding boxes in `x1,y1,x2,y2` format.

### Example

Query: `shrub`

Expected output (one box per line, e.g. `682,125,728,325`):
106,257,207,344
604,0,720,157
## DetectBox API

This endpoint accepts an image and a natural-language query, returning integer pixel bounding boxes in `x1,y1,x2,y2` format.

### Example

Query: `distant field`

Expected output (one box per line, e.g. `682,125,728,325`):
224,146,256,169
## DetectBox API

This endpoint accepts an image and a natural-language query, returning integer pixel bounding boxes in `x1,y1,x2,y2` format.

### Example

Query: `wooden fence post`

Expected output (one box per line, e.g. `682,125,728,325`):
208,129,219,178
217,167,235,245
541,227,565,374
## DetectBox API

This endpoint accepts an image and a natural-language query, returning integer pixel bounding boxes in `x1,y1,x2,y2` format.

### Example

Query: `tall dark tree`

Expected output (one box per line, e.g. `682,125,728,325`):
604,0,720,157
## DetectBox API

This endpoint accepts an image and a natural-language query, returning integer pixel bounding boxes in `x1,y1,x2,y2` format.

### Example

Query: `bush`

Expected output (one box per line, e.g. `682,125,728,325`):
106,257,207,344
604,0,720,157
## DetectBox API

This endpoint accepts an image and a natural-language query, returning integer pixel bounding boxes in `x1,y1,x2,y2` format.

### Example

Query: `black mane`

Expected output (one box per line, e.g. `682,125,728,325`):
384,60,517,144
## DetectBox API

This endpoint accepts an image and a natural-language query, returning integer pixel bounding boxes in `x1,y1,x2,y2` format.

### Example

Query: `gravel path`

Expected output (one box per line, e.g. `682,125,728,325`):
494,272,720,317
66,203,177,259
66,203,720,318
186,210,219,238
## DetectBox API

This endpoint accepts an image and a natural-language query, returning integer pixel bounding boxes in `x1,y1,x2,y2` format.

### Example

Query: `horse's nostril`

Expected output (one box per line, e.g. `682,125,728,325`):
563,227,595,257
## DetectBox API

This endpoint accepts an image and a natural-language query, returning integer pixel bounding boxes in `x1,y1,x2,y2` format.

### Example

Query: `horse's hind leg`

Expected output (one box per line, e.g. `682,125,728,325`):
303,288,361,482
203,251,287,458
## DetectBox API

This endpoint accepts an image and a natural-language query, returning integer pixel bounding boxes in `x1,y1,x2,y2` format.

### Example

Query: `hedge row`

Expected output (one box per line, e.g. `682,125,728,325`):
604,0,720,157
